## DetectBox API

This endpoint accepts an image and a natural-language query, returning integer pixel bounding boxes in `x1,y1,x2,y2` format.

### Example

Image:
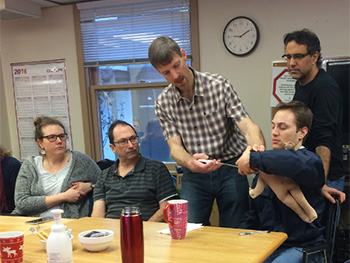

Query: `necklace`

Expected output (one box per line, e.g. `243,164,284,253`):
50,172,58,182
45,152,70,182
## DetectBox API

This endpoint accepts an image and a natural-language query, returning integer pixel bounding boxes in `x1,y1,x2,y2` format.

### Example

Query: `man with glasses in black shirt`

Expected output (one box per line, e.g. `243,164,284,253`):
283,29,345,204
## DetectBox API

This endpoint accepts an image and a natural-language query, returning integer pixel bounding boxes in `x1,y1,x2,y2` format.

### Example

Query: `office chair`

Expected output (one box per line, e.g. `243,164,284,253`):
302,197,341,263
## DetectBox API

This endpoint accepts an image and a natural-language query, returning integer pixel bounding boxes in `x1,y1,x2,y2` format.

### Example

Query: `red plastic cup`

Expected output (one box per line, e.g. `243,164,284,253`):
163,200,188,239
120,207,144,263
0,231,24,263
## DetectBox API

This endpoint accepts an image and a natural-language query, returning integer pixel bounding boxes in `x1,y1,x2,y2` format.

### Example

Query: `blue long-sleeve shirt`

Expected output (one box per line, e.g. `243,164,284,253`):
239,148,326,248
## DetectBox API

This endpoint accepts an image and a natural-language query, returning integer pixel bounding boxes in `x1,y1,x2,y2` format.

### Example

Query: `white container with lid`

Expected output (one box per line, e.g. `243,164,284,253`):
46,209,73,263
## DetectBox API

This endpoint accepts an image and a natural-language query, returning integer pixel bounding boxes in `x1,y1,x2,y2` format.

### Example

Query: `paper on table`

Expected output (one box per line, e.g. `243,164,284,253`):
157,223,203,235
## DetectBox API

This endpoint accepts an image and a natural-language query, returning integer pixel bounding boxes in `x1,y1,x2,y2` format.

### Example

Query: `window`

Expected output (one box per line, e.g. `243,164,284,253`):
78,0,198,161
79,0,192,67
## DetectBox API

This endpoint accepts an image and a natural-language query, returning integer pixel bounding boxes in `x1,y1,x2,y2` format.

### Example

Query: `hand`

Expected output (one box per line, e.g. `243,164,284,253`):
321,184,346,203
190,153,223,173
236,145,264,175
236,146,254,175
64,185,85,203
71,182,91,195
251,144,265,152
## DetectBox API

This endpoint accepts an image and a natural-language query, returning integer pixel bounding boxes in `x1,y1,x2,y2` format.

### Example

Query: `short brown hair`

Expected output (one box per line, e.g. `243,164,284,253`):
275,101,313,131
148,36,182,68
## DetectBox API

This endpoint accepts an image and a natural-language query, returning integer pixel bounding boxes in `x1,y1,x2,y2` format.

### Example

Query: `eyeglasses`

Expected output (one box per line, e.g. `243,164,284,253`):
282,53,310,61
42,133,67,142
114,135,139,147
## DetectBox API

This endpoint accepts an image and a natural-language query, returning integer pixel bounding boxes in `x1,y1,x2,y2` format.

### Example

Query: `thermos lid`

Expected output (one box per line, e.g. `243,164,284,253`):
121,206,141,216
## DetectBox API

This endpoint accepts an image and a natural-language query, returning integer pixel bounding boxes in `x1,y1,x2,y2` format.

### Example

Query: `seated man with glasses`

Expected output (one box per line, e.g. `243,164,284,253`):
91,120,178,221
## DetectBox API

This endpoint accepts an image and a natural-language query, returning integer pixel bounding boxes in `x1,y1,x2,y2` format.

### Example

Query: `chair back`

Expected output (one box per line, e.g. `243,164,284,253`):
322,198,340,262
302,197,341,263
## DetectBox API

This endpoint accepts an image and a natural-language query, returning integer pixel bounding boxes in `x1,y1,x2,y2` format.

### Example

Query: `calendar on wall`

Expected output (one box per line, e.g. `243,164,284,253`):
11,60,73,161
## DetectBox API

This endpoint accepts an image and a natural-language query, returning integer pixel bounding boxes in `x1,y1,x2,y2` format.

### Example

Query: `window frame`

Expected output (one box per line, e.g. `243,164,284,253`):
79,0,199,162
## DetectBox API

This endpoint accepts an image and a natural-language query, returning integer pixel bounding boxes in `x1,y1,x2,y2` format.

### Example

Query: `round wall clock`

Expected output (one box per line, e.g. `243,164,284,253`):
223,16,259,56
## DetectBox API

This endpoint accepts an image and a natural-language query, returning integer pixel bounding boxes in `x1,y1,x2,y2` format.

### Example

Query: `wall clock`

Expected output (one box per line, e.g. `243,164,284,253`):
223,16,259,56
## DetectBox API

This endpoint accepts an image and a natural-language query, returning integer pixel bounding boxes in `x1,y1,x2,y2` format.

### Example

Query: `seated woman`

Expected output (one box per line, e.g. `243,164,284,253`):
0,145,21,214
12,116,100,218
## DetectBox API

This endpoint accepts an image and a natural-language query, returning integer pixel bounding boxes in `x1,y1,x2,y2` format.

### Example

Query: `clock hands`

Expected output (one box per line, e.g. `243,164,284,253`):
240,29,251,37
233,29,251,38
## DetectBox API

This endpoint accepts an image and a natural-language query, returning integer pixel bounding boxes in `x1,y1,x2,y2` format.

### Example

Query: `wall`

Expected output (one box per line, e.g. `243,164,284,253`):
1,0,349,159
0,5,85,158
0,52,11,150
198,0,350,148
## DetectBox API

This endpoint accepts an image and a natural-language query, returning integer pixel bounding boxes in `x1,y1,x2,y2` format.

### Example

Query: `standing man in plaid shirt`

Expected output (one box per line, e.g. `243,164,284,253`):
148,36,265,227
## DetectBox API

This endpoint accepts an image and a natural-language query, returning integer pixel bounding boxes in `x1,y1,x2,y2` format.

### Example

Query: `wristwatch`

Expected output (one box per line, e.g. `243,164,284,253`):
90,182,96,190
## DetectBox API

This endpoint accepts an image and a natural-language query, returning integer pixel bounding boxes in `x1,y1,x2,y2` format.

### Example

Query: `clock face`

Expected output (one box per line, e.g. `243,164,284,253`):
223,16,259,56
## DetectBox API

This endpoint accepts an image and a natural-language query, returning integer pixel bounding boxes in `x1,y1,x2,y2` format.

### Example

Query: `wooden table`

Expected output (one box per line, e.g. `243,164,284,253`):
0,216,287,263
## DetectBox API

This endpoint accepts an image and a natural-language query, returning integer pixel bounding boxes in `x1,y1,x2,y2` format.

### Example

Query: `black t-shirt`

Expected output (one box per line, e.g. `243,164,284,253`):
293,69,344,181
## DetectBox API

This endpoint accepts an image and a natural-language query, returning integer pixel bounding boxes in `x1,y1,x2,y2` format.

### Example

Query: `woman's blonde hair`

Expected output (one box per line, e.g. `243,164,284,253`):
0,145,12,158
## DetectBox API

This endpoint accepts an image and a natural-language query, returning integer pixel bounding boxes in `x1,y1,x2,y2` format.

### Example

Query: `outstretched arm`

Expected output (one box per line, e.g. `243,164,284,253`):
167,136,222,173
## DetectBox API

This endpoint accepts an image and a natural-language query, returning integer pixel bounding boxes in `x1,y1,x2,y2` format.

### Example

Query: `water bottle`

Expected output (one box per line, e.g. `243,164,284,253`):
120,207,144,263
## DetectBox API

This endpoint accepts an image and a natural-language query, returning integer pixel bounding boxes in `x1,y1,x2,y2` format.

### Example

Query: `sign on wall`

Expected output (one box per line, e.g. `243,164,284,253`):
11,60,73,161
270,61,296,107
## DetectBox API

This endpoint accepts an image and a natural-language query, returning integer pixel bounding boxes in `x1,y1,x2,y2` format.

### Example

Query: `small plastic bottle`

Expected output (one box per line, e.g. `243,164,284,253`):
46,209,73,263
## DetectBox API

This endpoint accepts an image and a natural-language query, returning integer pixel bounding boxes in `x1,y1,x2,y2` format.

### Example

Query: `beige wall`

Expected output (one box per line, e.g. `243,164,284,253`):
198,0,350,148
1,0,349,159
0,5,85,158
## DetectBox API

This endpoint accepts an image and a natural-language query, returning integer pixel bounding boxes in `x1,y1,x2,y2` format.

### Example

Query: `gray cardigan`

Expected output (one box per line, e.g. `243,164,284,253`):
12,151,100,218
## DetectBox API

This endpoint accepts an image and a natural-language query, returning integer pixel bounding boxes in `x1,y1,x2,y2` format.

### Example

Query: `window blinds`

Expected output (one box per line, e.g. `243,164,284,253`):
78,0,191,67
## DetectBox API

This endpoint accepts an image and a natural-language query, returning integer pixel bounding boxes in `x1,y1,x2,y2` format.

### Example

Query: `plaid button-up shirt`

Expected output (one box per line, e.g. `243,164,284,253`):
155,68,249,161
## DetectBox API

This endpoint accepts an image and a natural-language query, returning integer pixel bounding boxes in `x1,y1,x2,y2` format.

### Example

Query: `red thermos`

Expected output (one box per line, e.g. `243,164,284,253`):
120,207,144,263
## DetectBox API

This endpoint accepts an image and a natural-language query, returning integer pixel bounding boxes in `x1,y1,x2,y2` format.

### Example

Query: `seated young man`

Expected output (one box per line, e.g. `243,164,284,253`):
91,120,178,221
236,101,326,263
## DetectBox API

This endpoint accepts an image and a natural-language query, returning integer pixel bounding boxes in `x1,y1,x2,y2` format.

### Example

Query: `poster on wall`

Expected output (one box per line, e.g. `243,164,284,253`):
11,60,73,161
270,61,296,107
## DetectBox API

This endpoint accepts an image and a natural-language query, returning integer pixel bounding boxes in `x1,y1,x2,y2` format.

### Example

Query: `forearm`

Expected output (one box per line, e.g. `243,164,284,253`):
170,146,193,169
15,194,48,215
315,145,331,181
238,118,265,146
45,192,67,209
91,200,106,218
168,136,193,169
148,201,167,222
